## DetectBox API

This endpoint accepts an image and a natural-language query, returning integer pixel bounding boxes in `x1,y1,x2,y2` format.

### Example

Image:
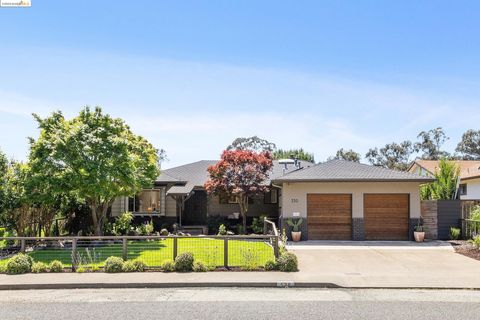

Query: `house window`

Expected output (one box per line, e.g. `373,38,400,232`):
219,194,238,204
219,194,254,204
128,189,161,213
264,189,278,204
459,184,468,196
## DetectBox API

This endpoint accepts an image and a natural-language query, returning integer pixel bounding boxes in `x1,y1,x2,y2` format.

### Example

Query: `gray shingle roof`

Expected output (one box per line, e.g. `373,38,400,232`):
273,159,434,182
158,159,314,194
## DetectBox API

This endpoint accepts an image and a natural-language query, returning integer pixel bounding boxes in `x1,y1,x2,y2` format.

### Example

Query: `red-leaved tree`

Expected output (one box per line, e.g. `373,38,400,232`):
205,150,273,233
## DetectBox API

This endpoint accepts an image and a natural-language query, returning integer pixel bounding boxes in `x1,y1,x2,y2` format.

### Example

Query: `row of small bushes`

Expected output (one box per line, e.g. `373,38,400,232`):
1,251,298,274
0,253,64,274
102,252,209,273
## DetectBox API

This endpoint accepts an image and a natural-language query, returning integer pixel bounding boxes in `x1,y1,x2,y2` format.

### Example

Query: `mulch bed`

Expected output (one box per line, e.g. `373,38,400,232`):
449,240,480,261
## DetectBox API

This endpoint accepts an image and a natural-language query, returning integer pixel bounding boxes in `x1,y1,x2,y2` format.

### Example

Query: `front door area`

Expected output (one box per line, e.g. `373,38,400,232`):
183,190,208,225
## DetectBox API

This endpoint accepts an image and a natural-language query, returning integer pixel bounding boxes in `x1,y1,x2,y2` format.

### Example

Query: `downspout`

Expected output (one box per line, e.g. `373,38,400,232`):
271,183,283,230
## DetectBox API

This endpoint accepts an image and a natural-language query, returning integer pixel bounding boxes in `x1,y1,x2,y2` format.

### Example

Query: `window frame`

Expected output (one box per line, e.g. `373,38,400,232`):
459,184,468,196
128,188,162,213
264,189,278,204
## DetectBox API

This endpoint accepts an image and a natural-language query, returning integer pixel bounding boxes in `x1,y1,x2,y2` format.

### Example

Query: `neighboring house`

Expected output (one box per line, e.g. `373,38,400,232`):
112,159,431,240
408,160,480,200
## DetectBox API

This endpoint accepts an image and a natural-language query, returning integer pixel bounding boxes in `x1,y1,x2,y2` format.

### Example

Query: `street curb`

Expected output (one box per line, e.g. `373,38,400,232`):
0,282,338,290
1,282,479,290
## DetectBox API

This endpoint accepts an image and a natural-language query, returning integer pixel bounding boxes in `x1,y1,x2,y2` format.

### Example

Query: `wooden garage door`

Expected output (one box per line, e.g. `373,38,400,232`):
364,194,409,240
307,194,352,240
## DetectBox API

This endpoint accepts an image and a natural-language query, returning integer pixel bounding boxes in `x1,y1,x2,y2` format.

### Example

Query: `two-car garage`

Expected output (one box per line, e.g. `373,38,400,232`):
306,193,410,241
275,159,432,241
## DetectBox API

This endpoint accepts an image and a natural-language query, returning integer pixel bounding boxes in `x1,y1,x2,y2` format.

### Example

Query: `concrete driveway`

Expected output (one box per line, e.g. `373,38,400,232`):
287,241,480,288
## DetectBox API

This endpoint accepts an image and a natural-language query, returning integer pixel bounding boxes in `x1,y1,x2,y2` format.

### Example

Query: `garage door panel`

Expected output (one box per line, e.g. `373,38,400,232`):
307,194,352,240
364,194,409,241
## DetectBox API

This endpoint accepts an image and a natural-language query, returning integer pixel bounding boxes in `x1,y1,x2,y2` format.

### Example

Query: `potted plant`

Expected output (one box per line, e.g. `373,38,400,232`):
414,222,426,242
287,218,303,242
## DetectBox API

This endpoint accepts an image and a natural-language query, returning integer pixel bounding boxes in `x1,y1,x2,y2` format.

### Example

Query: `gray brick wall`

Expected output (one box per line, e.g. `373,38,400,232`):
352,218,365,241
409,218,422,240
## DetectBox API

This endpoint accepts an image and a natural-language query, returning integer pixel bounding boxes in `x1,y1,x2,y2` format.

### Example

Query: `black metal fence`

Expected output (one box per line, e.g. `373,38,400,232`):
0,235,279,271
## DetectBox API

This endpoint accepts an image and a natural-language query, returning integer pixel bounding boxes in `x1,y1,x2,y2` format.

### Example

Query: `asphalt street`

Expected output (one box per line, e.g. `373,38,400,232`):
0,288,479,320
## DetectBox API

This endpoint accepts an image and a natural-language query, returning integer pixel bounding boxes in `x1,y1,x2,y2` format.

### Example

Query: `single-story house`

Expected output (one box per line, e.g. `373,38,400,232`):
408,160,480,200
112,159,432,240
111,159,314,230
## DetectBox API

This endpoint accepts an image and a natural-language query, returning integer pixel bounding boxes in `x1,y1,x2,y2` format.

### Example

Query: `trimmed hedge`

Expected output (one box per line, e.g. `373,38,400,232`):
174,252,194,272
6,254,33,274
49,260,64,273
104,256,124,273
276,252,298,272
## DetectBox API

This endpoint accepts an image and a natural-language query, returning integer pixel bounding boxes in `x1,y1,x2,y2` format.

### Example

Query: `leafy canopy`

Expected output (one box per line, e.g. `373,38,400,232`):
329,148,360,163
365,141,414,171
227,136,276,153
29,106,160,235
414,127,450,160
456,129,480,160
205,150,273,231
273,148,315,163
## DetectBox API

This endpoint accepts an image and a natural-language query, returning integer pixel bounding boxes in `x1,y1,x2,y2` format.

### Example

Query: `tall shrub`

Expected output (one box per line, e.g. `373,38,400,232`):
421,159,459,200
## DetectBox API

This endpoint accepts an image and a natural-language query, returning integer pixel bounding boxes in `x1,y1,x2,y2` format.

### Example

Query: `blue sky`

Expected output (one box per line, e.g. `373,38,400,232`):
1,0,480,168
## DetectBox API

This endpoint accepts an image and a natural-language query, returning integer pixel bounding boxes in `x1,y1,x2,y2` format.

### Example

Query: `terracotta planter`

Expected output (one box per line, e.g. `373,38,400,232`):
414,231,425,242
291,231,302,242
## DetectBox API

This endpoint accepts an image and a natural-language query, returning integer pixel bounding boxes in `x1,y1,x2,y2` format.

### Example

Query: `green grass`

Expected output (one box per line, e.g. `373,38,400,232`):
0,238,274,269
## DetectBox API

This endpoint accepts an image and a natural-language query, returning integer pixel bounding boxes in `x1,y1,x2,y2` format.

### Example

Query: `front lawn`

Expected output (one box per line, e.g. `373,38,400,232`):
0,237,274,269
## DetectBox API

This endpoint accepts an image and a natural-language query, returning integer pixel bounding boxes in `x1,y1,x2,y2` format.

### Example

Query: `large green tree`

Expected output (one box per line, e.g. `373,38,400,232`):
29,107,160,235
329,148,361,162
2,162,32,236
456,129,480,160
414,127,450,160
365,141,414,171
273,148,315,162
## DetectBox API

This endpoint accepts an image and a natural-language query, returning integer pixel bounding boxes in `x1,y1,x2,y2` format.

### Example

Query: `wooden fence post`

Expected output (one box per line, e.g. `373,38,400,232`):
122,237,128,260
173,237,178,260
273,236,279,259
224,238,228,268
71,238,77,271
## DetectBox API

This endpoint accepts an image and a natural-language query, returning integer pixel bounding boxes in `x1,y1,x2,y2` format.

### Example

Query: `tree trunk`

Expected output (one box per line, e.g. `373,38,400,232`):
90,198,115,236
237,194,249,234
90,202,101,236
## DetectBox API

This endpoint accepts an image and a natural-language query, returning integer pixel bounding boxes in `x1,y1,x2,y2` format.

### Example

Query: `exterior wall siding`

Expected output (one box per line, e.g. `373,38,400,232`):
111,196,126,217
460,178,480,200
165,195,177,217
207,194,278,218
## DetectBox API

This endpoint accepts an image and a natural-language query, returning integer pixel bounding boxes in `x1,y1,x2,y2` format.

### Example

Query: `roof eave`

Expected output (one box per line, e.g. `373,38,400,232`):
272,178,435,183
461,175,480,181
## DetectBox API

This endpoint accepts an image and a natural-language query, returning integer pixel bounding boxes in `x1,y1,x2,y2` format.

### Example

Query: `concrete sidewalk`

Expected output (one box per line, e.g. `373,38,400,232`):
1,243,480,290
